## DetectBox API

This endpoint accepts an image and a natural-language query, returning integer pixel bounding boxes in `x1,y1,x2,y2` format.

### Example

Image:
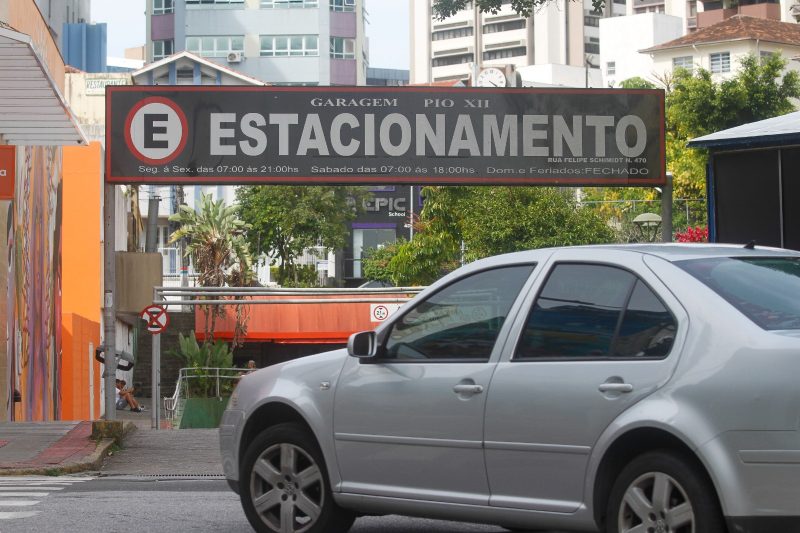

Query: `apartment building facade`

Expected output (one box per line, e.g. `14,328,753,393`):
145,0,367,85
410,0,626,85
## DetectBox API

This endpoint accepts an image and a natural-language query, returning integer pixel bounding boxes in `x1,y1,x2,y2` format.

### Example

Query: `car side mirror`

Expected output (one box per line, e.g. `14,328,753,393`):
347,331,377,358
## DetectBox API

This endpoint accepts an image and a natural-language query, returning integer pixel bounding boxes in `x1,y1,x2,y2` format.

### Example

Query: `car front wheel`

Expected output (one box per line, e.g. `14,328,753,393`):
240,423,355,533
606,450,725,533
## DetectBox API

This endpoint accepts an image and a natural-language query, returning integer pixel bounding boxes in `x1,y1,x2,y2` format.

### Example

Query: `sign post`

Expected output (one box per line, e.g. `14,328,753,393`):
141,304,168,429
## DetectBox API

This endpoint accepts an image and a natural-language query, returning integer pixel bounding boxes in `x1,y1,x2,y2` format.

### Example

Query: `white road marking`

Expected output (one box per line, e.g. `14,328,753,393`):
0,487,62,491
0,511,39,519
0,501,39,506
0,476,92,521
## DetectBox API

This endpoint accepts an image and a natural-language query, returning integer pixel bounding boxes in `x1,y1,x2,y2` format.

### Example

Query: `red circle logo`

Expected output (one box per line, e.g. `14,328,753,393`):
124,96,188,165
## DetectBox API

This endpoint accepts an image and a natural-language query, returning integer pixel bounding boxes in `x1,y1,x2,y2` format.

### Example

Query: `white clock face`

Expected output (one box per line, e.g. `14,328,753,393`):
476,67,507,87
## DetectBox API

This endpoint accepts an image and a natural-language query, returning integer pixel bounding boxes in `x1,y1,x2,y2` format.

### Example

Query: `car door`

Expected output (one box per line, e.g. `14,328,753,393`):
483,249,687,512
333,264,536,505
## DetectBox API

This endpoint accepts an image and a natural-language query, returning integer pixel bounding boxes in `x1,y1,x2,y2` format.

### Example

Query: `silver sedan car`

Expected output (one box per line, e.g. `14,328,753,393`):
220,244,800,533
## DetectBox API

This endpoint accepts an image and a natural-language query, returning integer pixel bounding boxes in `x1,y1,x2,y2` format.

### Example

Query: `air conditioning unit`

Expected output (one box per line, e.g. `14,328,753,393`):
227,51,244,63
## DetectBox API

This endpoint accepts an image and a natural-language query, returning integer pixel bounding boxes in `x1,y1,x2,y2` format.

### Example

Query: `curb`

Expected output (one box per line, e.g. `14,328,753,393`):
0,421,137,477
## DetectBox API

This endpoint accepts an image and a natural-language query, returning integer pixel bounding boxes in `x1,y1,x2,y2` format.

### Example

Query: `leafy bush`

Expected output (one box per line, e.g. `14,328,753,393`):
168,331,236,397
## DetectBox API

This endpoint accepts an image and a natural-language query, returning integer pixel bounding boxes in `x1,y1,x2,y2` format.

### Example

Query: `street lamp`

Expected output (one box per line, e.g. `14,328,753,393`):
633,212,662,242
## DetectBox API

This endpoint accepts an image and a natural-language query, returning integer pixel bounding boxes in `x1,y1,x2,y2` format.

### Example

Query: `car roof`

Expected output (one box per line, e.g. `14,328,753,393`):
466,243,800,271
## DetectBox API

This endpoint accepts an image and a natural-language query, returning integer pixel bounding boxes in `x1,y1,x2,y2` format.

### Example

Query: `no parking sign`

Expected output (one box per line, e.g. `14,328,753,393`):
141,304,169,334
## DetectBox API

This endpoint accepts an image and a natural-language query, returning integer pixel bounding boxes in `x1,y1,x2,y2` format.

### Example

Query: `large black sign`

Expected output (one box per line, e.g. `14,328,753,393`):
106,86,665,186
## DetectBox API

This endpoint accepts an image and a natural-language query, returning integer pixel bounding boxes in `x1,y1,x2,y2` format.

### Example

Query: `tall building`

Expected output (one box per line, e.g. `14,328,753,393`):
145,0,367,85
410,0,626,86
34,0,90,52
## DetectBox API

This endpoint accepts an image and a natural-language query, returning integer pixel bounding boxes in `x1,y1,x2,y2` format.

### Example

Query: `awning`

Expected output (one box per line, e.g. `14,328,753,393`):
0,25,86,146
688,111,800,150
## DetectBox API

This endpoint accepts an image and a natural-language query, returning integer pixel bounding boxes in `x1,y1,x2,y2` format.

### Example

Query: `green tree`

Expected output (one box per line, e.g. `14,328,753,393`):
619,77,656,89
586,54,800,235
362,186,614,286
433,0,606,19
236,186,368,286
169,193,254,344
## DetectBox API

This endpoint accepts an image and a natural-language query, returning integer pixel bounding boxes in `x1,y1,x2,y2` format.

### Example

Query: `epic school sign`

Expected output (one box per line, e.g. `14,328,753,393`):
106,86,665,186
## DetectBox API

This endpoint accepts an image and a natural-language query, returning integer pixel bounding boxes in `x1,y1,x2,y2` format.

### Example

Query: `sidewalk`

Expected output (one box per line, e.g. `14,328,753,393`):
0,409,156,476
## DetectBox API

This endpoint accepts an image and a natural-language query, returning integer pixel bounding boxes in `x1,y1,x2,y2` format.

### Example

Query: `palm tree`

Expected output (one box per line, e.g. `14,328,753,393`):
169,193,253,343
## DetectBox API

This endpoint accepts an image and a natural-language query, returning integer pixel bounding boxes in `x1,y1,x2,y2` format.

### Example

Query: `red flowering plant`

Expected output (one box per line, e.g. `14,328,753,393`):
675,226,709,243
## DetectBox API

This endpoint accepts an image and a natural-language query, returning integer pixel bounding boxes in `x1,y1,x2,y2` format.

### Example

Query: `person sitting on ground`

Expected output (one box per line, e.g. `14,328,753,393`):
238,360,258,378
116,379,144,412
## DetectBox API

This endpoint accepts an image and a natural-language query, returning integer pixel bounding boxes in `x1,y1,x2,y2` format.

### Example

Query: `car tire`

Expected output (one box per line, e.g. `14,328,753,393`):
240,423,356,533
606,450,725,533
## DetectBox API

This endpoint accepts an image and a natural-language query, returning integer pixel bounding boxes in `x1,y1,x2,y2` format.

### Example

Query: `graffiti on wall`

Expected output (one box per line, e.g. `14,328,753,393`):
6,146,62,421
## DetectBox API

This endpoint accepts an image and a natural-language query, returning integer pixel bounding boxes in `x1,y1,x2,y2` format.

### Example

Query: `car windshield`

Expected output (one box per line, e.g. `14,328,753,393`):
676,256,800,330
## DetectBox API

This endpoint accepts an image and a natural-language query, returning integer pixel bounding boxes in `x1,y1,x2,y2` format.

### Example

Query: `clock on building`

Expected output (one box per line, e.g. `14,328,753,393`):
475,67,508,87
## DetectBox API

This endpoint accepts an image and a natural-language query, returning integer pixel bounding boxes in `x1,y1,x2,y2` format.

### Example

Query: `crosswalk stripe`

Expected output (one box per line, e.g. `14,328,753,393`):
0,511,40,519
0,476,93,524
0,487,62,491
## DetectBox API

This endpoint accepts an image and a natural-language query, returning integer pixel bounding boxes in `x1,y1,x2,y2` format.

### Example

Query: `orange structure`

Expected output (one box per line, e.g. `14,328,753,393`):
195,292,417,344
60,142,103,420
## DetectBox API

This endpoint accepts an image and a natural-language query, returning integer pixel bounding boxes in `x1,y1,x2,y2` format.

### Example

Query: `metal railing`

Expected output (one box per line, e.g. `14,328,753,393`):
163,367,244,420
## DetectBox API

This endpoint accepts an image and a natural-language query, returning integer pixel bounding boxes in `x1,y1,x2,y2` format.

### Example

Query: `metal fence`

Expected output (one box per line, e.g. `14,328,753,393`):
163,367,244,420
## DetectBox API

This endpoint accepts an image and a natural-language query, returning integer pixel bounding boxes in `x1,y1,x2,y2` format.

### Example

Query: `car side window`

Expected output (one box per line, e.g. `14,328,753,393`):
612,280,676,358
383,265,535,362
514,263,675,360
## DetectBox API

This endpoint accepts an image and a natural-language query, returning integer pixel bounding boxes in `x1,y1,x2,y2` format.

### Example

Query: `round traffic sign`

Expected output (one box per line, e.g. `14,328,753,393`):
141,304,169,334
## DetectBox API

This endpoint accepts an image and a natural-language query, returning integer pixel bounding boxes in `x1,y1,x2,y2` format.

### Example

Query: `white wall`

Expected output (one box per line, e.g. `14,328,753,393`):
651,41,800,83
517,63,602,87
600,13,684,87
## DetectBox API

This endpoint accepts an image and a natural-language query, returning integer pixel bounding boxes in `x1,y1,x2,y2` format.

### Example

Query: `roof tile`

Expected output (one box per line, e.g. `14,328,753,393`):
642,15,800,52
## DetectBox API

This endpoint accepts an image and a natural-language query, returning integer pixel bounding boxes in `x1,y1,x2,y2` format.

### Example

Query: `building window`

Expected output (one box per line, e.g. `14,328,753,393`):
330,37,355,59
710,52,730,73
186,36,244,57
330,0,355,12
584,15,600,27
153,39,174,61
153,0,174,14
672,55,693,72
186,0,244,5
432,26,474,40
606,61,615,75
261,0,318,7
585,42,599,54
261,35,319,56
431,53,473,67
483,19,526,33
482,46,526,61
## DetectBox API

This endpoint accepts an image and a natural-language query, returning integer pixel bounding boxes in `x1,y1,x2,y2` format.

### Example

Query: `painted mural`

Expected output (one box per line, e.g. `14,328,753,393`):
6,146,62,421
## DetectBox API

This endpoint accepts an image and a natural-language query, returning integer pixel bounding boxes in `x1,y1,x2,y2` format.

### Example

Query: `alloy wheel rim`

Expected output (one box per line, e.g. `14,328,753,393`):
250,442,324,533
618,471,694,533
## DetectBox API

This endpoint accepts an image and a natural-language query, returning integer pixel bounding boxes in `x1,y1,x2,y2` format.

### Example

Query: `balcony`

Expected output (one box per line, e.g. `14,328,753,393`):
697,1,780,28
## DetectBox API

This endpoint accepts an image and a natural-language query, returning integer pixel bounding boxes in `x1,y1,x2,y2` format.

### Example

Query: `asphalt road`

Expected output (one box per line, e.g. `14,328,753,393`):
0,476,517,533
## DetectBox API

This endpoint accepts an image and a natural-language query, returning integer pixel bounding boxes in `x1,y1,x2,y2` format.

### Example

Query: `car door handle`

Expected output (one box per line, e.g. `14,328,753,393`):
598,383,633,393
453,384,484,394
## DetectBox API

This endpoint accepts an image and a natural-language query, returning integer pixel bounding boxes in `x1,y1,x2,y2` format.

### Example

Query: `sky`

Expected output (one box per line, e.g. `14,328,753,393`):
90,0,410,70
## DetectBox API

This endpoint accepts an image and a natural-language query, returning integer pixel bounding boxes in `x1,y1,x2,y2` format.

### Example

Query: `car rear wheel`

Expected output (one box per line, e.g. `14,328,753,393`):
240,423,355,533
606,450,725,533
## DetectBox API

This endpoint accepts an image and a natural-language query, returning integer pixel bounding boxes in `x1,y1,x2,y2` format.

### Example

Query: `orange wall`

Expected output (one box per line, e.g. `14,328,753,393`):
196,293,416,344
61,143,102,420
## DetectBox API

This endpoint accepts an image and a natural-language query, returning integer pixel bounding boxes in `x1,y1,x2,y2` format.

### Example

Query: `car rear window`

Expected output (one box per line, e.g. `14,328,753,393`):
676,256,800,330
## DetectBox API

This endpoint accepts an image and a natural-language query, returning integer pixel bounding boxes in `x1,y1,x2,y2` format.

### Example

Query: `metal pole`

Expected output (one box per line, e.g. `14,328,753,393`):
152,333,161,430
103,183,117,420
661,172,674,242
145,196,160,252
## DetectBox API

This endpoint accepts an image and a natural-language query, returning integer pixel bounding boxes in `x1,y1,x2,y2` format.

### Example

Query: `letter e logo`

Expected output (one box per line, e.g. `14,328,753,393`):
124,96,188,164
